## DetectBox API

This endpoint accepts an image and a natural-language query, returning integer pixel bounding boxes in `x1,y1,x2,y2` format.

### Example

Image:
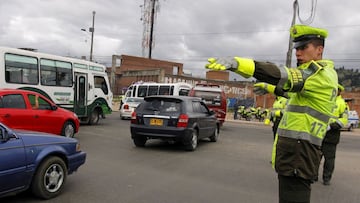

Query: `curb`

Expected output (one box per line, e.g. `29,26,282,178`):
225,119,268,126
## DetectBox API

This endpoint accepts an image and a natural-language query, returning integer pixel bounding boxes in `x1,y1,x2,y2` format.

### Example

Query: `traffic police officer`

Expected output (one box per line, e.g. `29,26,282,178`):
321,84,348,185
205,24,338,203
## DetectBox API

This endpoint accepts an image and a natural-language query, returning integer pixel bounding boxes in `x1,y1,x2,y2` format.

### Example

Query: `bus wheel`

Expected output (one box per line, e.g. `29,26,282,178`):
88,110,100,125
61,121,75,138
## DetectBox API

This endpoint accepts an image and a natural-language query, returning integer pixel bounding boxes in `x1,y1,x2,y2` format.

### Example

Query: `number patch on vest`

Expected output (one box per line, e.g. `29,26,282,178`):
310,122,324,135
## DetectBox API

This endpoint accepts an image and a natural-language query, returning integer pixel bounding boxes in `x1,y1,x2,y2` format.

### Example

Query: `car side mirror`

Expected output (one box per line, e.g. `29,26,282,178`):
209,110,215,115
0,127,4,141
0,127,16,142
51,105,58,111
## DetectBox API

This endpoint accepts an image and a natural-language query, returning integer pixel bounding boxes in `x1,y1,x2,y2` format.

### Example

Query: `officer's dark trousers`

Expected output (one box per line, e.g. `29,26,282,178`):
272,118,281,140
322,142,337,182
278,175,311,203
321,129,340,182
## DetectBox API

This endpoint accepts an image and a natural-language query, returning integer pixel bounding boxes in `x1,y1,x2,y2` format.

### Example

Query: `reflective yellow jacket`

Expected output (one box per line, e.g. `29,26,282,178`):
238,59,338,180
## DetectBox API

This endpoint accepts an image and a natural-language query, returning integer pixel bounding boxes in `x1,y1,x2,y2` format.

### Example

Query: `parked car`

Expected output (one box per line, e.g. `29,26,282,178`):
0,122,86,199
130,96,220,151
0,89,80,137
120,97,143,119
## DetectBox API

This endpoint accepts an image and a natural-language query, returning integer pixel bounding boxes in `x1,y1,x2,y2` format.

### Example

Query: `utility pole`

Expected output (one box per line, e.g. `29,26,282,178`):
141,0,159,58
286,0,316,67
148,0,156,59
286,1,297,67
90,11,96,62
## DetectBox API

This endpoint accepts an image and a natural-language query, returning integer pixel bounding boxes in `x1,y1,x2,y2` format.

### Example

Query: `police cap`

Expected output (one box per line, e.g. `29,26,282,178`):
290,25,328,49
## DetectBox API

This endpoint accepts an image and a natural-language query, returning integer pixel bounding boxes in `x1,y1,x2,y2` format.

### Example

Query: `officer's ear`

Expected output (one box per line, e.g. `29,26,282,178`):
313,44,324,57
317,45,324,52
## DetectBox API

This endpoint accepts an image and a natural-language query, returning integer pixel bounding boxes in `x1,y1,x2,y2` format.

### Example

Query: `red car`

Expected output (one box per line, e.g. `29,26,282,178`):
0,89,80,137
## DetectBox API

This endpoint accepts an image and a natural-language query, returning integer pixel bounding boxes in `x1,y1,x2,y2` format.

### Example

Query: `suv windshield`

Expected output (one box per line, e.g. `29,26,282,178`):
143,99,181,115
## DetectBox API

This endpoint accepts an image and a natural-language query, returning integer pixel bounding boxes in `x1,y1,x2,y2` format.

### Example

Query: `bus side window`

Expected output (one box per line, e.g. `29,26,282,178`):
28,71,38,84
148,86,159,96
138,86,147,97
94,76,108,95
59,72,72,86
159,86,170,95
9,71,22,83
5,54,38,84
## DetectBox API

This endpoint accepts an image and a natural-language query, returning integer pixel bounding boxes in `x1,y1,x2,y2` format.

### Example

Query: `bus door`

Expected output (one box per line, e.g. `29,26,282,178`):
74,72,87,117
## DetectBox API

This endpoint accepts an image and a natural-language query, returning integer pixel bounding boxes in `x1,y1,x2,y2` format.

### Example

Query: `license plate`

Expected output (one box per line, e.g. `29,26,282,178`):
150,118,163,126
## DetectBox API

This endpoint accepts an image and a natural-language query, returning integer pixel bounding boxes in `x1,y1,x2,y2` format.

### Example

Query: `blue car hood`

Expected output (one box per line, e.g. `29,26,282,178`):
14,129,78,146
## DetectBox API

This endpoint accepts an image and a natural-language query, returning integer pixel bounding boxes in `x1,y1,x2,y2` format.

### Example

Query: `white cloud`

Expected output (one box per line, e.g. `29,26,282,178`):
1,0,360,76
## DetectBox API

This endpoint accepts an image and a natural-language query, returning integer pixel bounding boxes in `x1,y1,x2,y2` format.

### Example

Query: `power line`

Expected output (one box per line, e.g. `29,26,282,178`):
94,24,360,38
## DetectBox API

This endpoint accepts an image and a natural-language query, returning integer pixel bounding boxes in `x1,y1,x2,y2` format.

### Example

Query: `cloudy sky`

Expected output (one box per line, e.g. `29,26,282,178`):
1,0,360,78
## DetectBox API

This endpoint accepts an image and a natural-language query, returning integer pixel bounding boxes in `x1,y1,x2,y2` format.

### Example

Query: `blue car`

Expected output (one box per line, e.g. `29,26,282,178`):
0,122,86,199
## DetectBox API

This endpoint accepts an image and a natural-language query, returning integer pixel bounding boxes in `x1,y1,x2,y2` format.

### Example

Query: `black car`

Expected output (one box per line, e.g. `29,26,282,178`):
130,96,220,151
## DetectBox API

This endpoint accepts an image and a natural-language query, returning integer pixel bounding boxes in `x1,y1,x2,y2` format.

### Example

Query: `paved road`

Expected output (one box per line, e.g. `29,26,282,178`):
3,113,360,203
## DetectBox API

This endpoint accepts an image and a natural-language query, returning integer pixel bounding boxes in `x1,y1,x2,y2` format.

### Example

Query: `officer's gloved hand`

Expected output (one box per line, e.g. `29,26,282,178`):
205,57,238,71
253,82,276,95
264,118,271,125
330,122,342,130
274,110,283,118
205,57,255,78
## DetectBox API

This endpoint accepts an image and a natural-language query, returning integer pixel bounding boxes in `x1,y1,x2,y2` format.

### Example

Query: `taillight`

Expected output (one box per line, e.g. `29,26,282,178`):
131,111,137,124
124,104,129,110
177,114,189,128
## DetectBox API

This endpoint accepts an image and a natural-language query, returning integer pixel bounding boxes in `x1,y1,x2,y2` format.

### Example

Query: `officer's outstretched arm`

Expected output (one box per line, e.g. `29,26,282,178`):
205,57,308,93
206,57,283,84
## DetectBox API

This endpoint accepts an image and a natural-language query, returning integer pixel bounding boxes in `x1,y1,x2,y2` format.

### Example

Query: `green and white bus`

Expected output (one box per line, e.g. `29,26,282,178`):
0,46,113,125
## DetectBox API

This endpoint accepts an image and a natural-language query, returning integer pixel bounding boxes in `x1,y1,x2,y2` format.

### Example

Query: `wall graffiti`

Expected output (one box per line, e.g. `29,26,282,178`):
164,76,252,98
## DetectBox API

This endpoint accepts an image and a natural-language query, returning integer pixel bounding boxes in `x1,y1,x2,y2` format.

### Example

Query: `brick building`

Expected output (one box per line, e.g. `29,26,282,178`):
109,54,183,95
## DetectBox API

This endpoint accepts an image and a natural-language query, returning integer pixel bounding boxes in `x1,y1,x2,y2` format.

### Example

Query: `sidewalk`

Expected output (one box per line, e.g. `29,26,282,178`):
225,112,268,126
